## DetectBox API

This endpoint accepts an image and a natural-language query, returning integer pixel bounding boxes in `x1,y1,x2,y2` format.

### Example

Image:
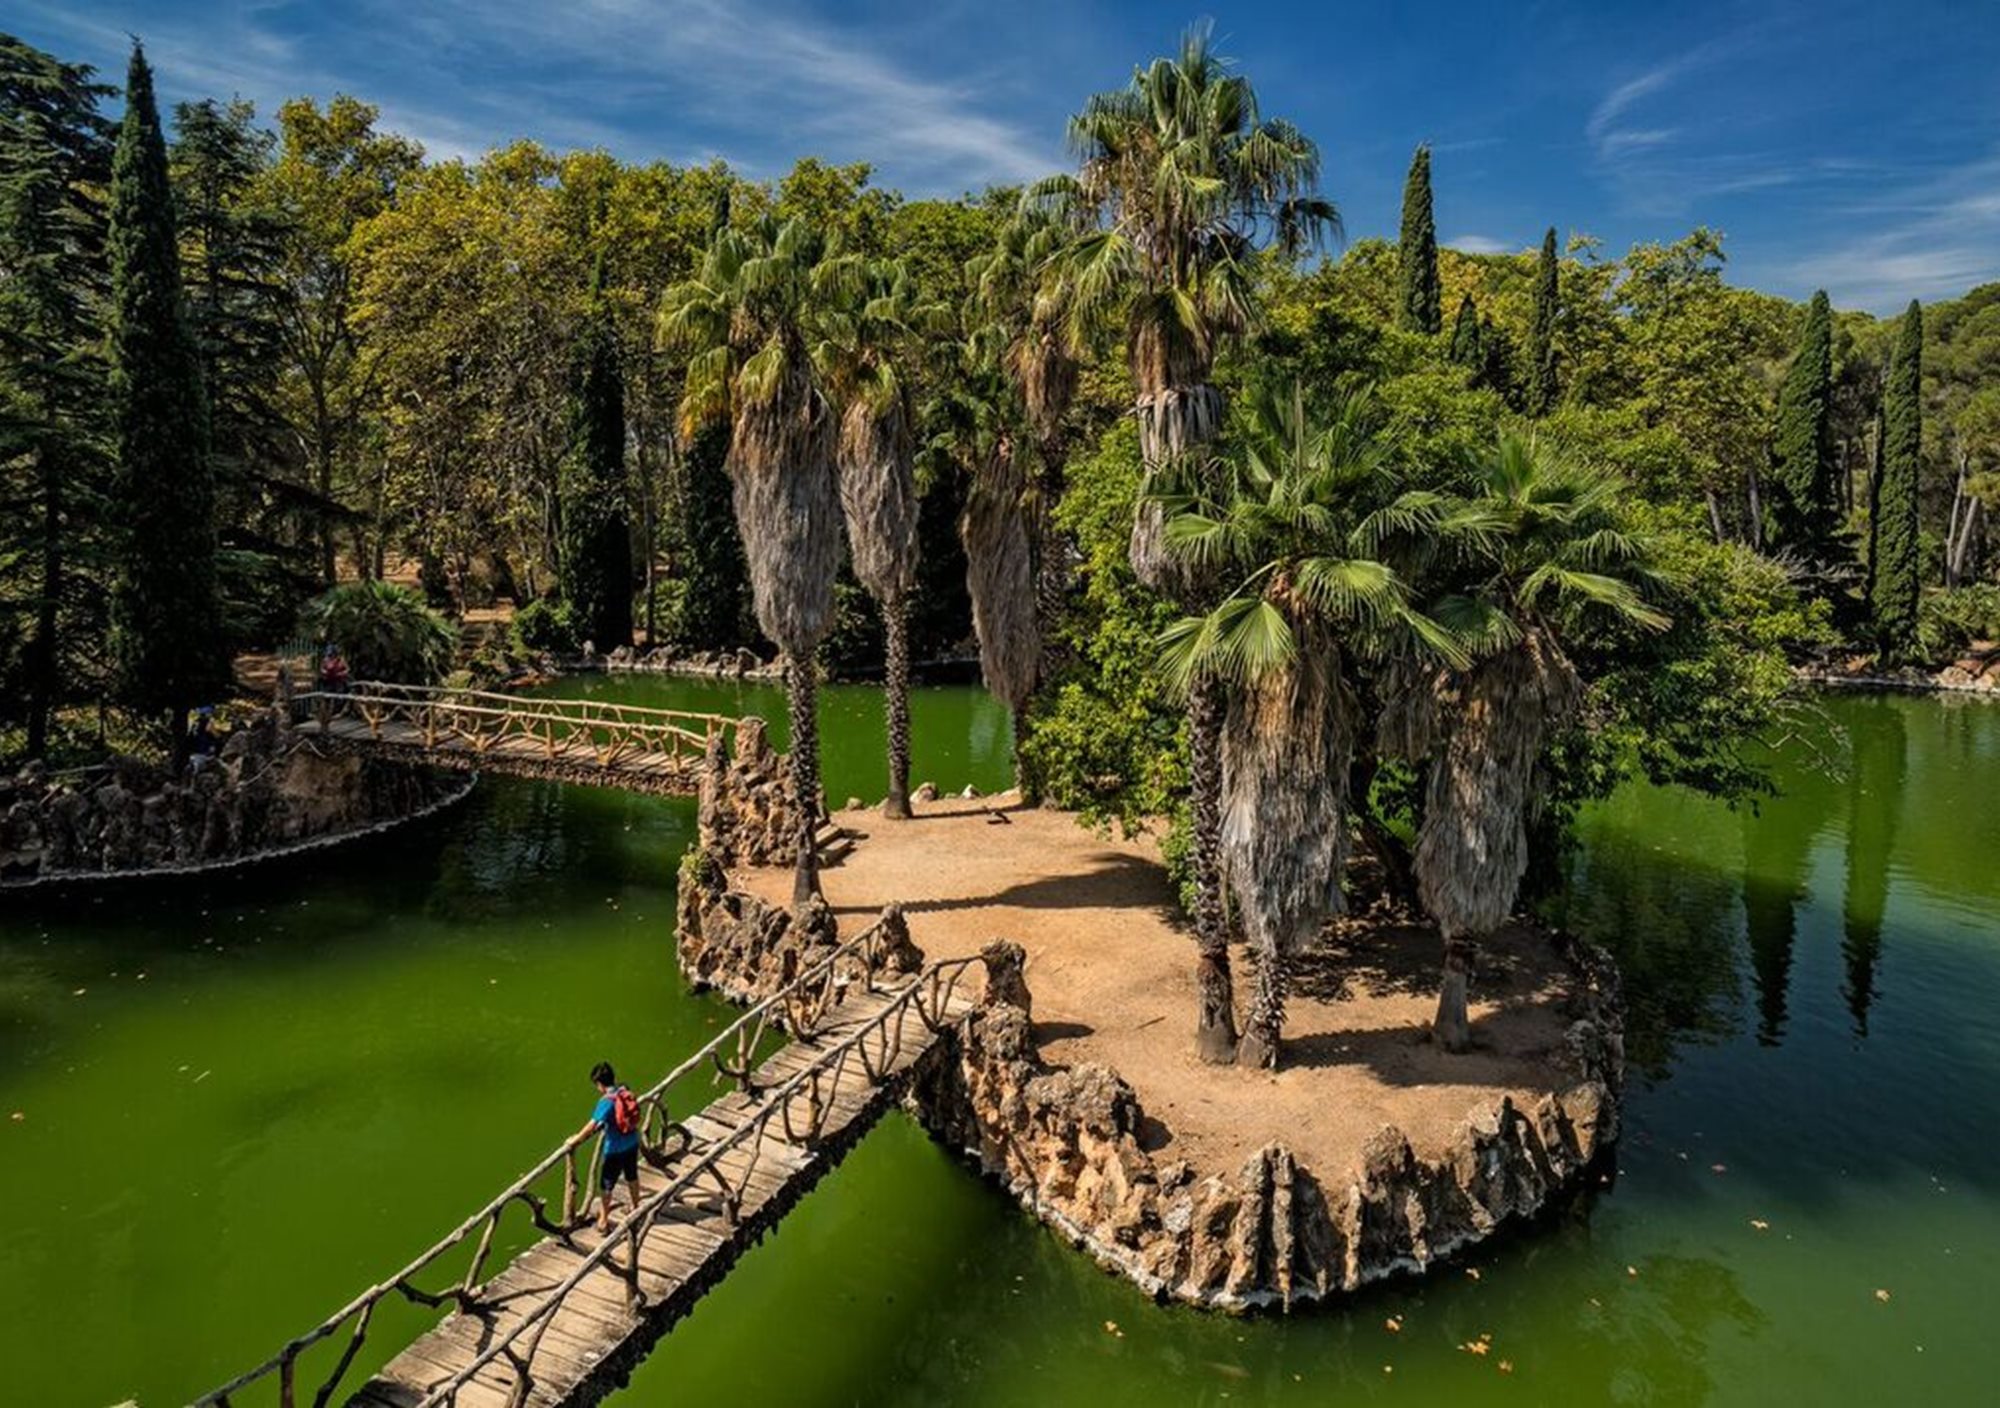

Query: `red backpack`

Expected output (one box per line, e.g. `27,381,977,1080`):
610,1086,640,1136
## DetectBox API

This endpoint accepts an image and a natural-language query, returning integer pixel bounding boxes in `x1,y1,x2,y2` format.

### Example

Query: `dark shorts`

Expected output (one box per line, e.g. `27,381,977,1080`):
599,1145,640,1190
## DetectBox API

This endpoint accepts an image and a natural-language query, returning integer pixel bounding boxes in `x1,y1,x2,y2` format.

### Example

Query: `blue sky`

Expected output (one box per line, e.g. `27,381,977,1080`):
14,0,2000,313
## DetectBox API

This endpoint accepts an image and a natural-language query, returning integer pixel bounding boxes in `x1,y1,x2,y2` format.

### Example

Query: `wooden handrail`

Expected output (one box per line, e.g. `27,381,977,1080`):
191,915,917,1408
409,954,982,1408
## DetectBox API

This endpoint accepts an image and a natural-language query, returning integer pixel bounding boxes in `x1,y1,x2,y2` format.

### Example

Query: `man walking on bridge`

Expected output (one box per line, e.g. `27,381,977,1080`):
578,1061,642,1233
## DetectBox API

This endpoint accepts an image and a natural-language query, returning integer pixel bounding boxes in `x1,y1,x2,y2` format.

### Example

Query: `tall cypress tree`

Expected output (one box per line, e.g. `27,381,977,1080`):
557,267,633,651
1771,289,1834,552
1447,292,1481,366
671,421,753,650
1397,144,1440,334
0,35,114,757
1872,300,1922,660
1526,226,1559,415
107,42,227,756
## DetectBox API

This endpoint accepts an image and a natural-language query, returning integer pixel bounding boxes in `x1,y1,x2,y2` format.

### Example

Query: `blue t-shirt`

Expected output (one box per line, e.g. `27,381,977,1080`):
593,1089,640,1155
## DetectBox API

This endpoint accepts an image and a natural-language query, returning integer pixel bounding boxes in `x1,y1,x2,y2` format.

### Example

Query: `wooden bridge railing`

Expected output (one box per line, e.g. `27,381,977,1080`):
294,682,746,775
192,917,972,1408
399,954,980,1408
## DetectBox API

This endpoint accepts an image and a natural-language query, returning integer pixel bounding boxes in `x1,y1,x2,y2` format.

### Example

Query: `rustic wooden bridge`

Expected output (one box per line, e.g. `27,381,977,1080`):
292,683,741,797
194,917,981,1408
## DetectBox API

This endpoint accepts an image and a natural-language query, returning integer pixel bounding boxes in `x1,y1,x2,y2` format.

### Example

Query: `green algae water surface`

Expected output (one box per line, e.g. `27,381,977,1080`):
1,681,1995,1406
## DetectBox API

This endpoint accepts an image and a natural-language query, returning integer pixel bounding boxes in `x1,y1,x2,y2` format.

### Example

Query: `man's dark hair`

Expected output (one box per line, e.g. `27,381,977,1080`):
591,1060,615,1087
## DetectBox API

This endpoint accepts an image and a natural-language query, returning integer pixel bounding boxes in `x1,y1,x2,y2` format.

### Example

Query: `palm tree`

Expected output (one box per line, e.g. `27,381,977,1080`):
936,335,1041,787
831,258,943,819
1158,383,1463,1068
1041,24,1338,1061
1383,433,1668,1051
661,215,858,908
969,210,1079,645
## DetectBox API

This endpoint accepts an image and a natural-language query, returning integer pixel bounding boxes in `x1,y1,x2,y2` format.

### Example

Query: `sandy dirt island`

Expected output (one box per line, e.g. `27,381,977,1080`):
735,792,1581,1181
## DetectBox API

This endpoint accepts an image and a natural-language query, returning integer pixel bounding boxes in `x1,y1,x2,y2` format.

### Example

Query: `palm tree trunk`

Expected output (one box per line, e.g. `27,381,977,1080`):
1190,678,1237,1062
1433,931,1473,1052
1238,945,1286,1070
787,654,822,909
883,590,912,818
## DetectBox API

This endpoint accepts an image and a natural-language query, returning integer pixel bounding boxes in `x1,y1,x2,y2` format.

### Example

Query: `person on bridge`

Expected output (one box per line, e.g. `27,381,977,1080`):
577,1061,642,1233
319,644,350,694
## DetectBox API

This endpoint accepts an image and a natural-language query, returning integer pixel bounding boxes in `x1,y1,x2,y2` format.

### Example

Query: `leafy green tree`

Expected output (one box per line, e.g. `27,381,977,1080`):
1040,23,1337,1061
107,43,228,758
263,96,422,583
1770,289,1834,553
558,268,633,650
1397,144,1440,334
0,34,113,757
1526,226,1559,415
1873,301,1922,658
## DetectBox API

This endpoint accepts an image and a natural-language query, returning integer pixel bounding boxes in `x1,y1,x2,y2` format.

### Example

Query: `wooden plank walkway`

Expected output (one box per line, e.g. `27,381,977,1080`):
194,913,982,1408
345,976,974,1408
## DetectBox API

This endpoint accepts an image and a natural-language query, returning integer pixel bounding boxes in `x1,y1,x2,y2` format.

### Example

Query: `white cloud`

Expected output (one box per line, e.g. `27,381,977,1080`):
1446,234,1513,255
1787,154,2000,312
13,0,1057,190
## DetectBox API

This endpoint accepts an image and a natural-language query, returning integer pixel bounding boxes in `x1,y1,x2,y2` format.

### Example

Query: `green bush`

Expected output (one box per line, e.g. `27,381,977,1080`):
300,581,455,685
1917,584,2000,662
513,597,579,655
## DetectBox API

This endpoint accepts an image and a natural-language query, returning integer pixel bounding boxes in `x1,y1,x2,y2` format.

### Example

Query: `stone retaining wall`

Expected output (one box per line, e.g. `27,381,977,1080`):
674,881,1626,1311
0,714,466,884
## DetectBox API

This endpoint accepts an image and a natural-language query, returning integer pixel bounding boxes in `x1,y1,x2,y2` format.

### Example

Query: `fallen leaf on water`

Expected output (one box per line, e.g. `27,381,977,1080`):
1627,1266,1639,1278
1383,1365,1394,1375
1750,1219,1770,1231
1384,1317,1402,1333
1498,1360,1515,1374
1589,1297,1602,1308
1103,1320,1118,1335
1875,1289,1891,1303
1461,1341,1490,1357
1466,1267,1482,1281
1711,1163,1728,1174
9,1111,22,1122
72,988,86,997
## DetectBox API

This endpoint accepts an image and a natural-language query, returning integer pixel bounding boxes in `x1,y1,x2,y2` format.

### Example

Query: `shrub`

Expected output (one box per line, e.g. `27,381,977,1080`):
513,597,579,655
1917,584,2000,662
300,581,455,685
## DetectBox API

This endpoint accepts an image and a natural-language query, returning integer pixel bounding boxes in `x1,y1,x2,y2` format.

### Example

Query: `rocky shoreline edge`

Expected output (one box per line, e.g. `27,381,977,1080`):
674,858,1625,1312
0,714,472,888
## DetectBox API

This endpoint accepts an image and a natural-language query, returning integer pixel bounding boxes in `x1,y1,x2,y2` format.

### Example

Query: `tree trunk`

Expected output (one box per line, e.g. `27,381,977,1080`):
1236,945,1286,1070
1433,931,1474,1052
787,654,823,910
1704,489,1727,544
882,591,912,819
1190,678,1238,1063
25,446,61,759
1745,468,1765,553
167,704,191,773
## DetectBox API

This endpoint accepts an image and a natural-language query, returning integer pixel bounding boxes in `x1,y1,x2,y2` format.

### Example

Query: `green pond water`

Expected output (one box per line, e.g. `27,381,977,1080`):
2,681,1995,1406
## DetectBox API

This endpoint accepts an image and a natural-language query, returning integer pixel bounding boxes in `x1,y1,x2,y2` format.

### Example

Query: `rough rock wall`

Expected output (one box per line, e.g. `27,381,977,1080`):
912,940,1624,1311
674,844,926,1004
0,714,464,882
694,718,803,868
